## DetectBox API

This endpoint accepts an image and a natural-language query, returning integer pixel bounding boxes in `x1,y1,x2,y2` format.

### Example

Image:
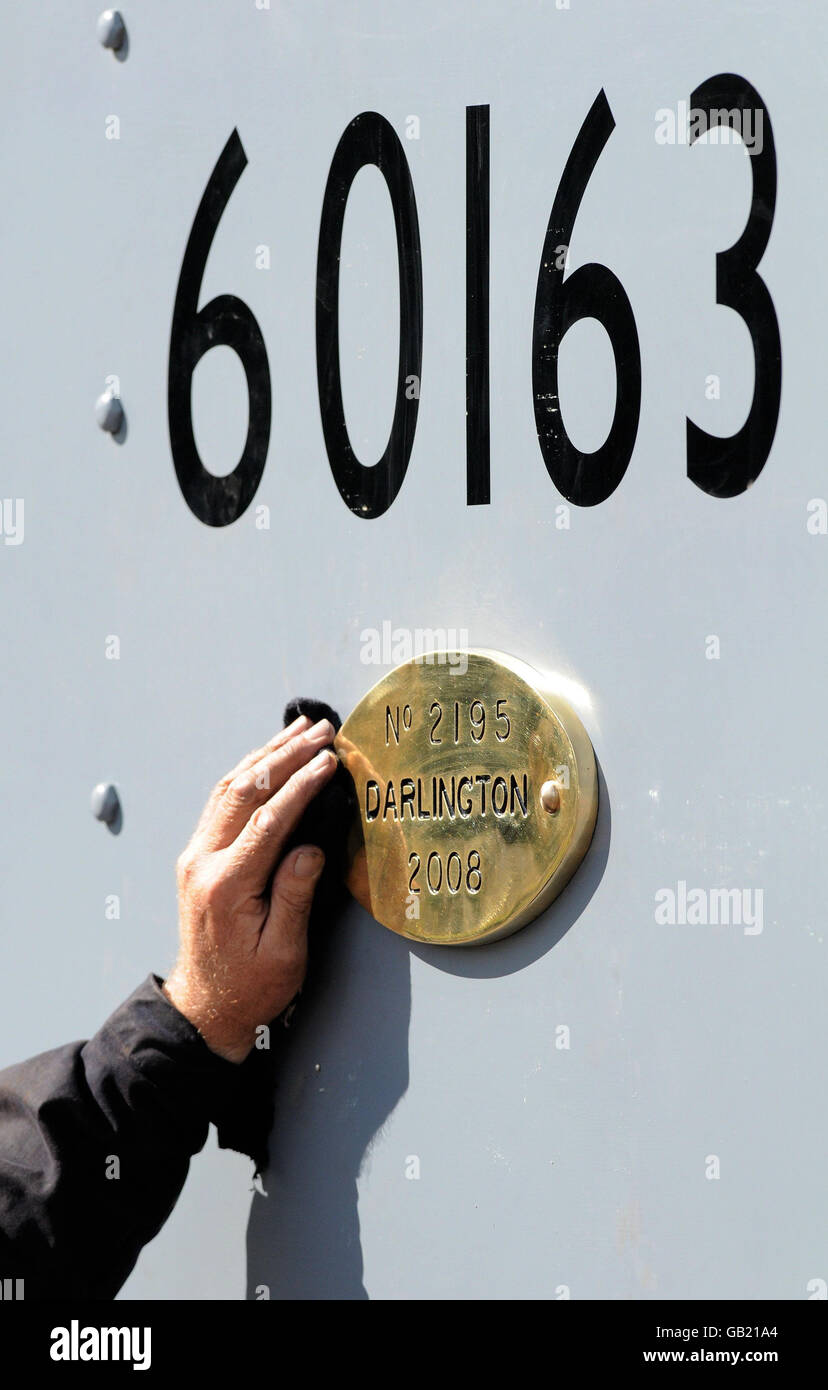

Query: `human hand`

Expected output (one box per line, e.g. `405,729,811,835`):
163,715,338,1062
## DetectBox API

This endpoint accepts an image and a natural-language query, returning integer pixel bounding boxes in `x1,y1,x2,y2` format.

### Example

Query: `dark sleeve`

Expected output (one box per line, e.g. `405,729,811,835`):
0,975,277,1300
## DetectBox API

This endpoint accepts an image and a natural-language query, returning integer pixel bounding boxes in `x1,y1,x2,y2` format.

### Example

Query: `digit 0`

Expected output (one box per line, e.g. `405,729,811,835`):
317,112,423,519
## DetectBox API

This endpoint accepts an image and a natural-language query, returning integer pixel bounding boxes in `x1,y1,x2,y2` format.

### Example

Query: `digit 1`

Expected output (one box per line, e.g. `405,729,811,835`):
466,104,490,505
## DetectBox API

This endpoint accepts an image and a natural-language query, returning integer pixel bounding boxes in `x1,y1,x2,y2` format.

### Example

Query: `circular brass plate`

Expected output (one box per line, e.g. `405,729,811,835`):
335,649,598,945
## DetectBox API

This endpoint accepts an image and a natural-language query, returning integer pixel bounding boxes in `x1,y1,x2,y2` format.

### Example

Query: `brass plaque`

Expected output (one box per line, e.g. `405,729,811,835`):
335,650,598,946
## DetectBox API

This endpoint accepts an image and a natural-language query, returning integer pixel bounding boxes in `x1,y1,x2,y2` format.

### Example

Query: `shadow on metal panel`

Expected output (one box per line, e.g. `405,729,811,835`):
245,765,609,1297
245,905,410,1300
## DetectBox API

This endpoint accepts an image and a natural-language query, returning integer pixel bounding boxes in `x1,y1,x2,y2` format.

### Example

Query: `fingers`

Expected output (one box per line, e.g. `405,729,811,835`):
194,715,312,839
230,715,314,783
200,717,335,850
263,845,326,954
225,747,338,890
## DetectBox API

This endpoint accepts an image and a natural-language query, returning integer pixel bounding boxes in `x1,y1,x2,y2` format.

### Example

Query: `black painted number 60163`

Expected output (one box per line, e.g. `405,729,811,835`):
168,75,780,525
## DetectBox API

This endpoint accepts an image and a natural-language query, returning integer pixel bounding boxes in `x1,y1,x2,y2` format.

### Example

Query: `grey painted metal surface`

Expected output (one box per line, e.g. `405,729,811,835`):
0,0,825,1299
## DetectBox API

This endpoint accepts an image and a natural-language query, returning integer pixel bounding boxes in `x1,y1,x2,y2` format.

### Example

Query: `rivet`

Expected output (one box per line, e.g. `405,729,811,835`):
95,390,124,435
91,782,121,826
540,779,561,814
97,10,126,52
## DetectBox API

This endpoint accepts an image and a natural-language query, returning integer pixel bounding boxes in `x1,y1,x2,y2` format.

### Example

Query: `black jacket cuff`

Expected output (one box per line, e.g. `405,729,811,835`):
83,974,277,1173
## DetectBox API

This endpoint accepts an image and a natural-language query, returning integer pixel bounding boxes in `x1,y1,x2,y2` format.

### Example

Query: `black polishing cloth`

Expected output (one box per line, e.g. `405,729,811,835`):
214,695,354,1172
281,696,355,931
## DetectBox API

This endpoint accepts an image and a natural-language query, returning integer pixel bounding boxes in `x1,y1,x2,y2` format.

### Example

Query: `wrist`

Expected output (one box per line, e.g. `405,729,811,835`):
161,973,252,1065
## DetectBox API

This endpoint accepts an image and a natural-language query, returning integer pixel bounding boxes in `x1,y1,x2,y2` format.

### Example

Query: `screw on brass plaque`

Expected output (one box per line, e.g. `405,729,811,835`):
334,649,598,945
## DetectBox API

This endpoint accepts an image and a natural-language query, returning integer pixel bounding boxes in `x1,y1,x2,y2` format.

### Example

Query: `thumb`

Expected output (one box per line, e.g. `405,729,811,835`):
266,845,325,945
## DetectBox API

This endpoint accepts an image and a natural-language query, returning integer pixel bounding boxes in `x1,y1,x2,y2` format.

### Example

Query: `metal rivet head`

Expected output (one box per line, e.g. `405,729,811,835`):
97,10,126,51
95,391,124,435
540,779,562,814
91,782,120,825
